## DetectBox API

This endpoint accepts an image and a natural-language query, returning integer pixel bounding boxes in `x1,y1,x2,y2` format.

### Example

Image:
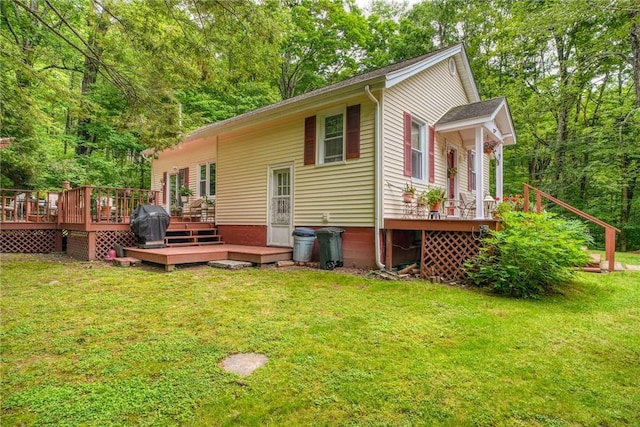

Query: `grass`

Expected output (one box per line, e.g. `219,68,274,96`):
1,253,639,426
591,250,640,267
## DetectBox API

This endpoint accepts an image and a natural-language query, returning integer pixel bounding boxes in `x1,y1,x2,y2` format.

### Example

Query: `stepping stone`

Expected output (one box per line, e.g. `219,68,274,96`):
220,353,268,377
601,261,625,272
208,260,253,270
113,257,141,267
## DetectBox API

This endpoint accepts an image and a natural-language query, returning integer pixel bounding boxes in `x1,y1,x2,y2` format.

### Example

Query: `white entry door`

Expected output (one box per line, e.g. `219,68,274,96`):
268,165,293,247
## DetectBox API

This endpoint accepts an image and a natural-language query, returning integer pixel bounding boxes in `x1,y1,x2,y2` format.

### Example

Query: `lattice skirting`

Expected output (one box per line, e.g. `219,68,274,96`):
421,230,481,282
0,229,59,253
66,231,91,261
95,231,137,260
66,230,138,261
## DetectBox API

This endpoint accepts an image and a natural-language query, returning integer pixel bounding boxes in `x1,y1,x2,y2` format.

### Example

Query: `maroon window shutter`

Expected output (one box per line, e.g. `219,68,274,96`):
346,104,360,159
403,112,412,177
182,168,189,188
428,125,435,183
304,116,316,165
467,150,473,191
162,172,167,204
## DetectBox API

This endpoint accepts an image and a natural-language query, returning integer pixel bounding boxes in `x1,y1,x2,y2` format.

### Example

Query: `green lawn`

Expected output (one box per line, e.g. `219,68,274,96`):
1,253,639,426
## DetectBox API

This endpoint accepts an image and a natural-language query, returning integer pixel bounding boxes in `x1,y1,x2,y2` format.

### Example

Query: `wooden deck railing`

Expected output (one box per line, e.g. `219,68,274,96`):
523,183,620,272
0,189,60,223
1,186,160,228
60,186,160,226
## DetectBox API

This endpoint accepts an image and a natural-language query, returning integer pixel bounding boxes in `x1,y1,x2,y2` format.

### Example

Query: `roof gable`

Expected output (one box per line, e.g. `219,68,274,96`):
435,97,516,146
183,43,478,143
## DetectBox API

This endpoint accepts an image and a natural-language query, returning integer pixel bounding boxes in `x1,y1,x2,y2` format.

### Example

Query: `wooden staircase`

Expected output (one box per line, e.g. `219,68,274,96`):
164,221,223,247
583,253,602,273
524,184,620,272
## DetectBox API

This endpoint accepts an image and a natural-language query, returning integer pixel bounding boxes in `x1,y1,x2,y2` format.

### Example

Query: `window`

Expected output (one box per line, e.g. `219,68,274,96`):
199,163,216,197
304,105,360,165
411,121,425,181
404,112,428,181
469,151,477,191
320,112,344,164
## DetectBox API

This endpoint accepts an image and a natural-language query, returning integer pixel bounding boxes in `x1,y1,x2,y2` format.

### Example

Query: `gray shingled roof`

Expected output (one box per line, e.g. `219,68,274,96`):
436,97,505,125
185,43,464,141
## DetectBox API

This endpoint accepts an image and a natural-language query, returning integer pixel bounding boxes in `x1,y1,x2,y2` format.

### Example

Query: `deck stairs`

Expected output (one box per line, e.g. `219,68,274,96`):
165,221,223,247
583,253,602,273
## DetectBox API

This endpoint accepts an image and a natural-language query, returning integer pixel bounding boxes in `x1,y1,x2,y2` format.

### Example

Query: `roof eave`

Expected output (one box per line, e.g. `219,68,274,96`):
183,77,386,144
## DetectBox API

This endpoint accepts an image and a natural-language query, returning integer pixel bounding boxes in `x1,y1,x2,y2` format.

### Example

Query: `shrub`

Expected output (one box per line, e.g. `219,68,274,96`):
462,211,593,298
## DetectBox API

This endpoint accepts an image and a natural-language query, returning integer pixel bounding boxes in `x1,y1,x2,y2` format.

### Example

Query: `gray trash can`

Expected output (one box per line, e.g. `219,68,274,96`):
292,227,316,262
316,227,344,270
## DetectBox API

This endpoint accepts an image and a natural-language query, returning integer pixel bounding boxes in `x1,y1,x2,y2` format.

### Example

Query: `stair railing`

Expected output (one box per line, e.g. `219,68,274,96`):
523,183,621,272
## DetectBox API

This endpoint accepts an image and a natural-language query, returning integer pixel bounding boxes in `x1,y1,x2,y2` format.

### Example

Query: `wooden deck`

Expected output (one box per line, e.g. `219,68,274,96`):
124,244,293,271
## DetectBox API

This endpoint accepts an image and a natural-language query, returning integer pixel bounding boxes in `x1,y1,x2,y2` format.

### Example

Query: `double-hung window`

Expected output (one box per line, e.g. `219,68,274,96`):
320,111,344,164
411,121,425,181
199,163,216,197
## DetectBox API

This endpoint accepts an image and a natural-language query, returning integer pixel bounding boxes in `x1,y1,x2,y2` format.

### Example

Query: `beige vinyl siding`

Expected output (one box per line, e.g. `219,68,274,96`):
382,59,470,218
151,139,217,209
217,96,375,226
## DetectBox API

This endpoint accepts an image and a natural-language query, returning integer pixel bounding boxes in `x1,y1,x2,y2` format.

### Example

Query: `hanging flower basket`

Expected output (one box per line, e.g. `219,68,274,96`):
484,141,498,154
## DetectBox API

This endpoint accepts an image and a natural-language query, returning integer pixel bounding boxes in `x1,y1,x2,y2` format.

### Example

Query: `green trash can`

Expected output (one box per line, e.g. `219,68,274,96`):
316,227,344,270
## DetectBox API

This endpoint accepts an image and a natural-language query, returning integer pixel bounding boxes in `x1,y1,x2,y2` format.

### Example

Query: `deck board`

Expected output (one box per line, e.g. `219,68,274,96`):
123,244,292,270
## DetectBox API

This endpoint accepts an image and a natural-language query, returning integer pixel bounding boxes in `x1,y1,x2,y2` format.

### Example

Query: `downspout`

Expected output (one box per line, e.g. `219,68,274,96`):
365,85,385,270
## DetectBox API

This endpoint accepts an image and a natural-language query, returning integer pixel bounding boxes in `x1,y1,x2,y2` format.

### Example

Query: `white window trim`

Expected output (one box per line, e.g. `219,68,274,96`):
317,106,346,165
470,151,477,192
198,162,216,198
411,115,428,184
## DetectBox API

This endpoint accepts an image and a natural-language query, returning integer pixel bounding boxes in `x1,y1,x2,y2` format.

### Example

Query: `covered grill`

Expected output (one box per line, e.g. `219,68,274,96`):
130,205,170,248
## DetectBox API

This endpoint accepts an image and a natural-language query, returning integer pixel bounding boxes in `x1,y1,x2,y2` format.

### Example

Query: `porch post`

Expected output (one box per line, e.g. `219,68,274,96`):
475,127,485,219
496,143,503,201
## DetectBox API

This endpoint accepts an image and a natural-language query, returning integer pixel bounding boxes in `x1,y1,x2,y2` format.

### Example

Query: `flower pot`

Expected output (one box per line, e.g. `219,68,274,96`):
429,202,442,212
403,192,414,203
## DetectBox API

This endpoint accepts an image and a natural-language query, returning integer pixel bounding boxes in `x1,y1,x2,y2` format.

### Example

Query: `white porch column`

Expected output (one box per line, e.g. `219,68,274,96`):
475,127,484,219
496,143,504,201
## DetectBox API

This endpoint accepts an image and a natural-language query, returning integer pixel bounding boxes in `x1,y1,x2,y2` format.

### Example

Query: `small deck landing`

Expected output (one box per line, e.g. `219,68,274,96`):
123,244,292,271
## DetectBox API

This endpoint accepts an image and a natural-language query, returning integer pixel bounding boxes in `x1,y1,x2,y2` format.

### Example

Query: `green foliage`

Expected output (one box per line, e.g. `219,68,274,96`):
463,211,593,298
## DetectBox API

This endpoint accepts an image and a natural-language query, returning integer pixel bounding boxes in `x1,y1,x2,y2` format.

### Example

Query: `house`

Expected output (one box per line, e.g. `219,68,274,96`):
150,43,516,272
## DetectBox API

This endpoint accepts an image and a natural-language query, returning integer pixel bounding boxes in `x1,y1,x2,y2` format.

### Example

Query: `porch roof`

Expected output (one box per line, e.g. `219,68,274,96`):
434,97,516,147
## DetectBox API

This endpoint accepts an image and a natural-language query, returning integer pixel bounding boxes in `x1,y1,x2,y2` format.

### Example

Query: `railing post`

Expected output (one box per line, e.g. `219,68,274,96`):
523,184,529,212
536,192,542,213
605,227,616,272
83,186,92,228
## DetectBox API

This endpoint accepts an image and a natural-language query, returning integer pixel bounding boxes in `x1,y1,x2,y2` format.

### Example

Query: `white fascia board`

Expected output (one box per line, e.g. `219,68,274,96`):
385,44,463,88
483,121,504,143
457,53,481,102
434,115,492,133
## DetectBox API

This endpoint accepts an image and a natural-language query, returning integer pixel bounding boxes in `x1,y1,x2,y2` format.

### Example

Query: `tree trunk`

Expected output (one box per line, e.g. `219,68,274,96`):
76,9,106,156
630,14,640,108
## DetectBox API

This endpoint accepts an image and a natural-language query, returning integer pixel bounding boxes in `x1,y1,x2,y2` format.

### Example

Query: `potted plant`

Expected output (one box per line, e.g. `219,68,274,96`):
484,140,498,154
425,186,446,211
179,186,193,203
203,195,214,206
402,182,416,203
417,190,428,207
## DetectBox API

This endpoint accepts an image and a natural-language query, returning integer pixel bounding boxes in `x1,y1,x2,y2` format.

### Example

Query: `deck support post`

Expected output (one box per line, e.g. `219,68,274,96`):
605,228,616,272
87,231,97,261
385,228,393,268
